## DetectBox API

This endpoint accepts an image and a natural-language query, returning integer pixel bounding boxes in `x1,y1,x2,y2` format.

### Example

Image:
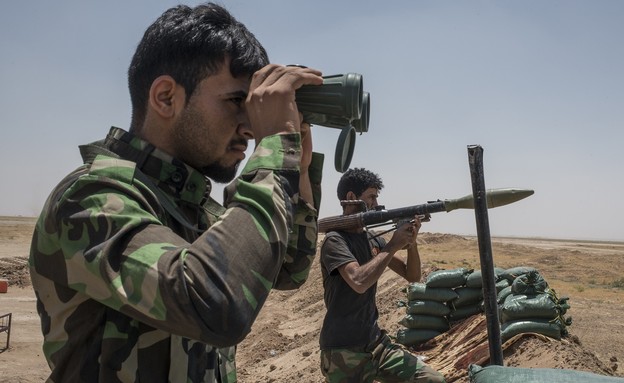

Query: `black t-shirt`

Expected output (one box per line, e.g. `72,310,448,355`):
319,230,384,349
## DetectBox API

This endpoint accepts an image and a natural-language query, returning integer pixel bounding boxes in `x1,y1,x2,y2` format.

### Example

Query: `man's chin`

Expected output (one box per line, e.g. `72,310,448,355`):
202,162,240,184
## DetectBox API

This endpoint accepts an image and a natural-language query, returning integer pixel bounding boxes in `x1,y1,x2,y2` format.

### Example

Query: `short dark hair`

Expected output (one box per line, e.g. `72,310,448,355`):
128,2,269,130
337,168,384,200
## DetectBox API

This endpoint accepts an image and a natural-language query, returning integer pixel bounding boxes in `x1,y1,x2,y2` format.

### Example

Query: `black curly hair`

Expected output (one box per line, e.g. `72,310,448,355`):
337,168,384,200
128,2,269,132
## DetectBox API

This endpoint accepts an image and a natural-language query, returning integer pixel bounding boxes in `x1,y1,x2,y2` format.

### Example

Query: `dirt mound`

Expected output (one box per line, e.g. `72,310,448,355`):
2,220,623,382
0,256,30,287
412,315,618,383
236,232,623,382
419,232,471,245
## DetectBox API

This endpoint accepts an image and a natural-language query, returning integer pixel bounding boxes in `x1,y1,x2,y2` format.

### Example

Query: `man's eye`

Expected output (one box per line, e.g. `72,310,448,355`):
231,97,244,106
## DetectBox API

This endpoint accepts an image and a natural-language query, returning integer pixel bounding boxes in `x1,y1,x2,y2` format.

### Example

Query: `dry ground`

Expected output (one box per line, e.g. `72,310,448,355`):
1,216,623,382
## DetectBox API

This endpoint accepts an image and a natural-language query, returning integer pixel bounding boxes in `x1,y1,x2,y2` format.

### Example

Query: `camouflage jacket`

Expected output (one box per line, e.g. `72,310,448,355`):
29,126,323,383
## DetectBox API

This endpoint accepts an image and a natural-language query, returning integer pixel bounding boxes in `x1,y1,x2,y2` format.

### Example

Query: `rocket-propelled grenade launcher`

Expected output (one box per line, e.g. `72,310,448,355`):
318,188,534,233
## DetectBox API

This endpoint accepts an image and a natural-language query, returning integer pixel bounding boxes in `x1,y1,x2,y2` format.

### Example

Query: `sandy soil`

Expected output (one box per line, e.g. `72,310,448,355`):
1,217,623,382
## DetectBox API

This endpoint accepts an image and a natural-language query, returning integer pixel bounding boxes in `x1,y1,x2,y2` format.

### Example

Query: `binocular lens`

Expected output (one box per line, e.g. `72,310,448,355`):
296,73,363,121
354,92,369,133
335,127,356,173
295,72,369,172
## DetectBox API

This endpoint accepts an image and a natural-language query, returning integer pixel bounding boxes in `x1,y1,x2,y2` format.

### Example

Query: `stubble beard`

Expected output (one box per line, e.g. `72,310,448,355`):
201,161,240,184
173,106,241,184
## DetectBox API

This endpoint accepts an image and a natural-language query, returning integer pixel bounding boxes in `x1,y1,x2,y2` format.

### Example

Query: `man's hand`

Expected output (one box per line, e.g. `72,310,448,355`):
387,215,423,251
246,65,322,143
300,122,312,169
386,221,414,253
404,215,423,249
298,121,313,204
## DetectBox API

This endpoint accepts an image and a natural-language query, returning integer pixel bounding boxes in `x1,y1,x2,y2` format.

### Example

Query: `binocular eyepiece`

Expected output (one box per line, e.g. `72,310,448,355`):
295,72,370,172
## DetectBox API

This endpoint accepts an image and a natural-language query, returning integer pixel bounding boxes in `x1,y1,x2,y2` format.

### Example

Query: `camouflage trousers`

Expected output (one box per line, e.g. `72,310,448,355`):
320,333,446,383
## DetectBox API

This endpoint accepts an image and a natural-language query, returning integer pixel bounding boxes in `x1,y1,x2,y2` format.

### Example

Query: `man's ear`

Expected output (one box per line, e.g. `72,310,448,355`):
346,191,357,200
148,75,185,119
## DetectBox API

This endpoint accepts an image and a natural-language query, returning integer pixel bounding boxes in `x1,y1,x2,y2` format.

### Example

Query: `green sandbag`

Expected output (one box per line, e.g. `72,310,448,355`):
460,277,509,306
497,286,513,304
500,293,570,322
451,287,483,307
511,270,549,295
399,314,450,331
426,268,473,288
496,279,510,293
498,266,538,283
501,318,568,341
401,299,451,316
465,267,506,288
448,303,483,321
396,328,441,347
469,364,624,383
405,282,459,302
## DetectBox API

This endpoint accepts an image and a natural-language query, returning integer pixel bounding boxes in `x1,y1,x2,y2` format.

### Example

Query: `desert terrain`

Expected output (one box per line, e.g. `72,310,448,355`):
1,216,623,382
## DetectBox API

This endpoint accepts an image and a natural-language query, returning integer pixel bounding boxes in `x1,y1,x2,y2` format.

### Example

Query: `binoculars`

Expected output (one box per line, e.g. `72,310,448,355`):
296,73,369,172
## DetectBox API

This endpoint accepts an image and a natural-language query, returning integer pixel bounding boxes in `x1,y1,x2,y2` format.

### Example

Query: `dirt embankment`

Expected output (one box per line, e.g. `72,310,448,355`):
1,218,623,382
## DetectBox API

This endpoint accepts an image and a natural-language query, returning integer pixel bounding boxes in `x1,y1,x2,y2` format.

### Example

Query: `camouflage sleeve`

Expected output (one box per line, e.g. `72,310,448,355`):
273,151,324,290
33,133,303,348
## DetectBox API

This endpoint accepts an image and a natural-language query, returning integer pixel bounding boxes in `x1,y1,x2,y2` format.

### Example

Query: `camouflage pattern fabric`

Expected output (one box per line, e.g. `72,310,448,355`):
29,126,323,382
320,334,446,383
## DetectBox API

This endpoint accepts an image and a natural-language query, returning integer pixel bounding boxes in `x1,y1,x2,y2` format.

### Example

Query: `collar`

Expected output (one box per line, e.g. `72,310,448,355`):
103,126,212,206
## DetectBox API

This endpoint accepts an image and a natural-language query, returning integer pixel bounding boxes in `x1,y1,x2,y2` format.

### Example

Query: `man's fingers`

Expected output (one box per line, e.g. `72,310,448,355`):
251,64,322,90
300,121,310,137
246,64,322,139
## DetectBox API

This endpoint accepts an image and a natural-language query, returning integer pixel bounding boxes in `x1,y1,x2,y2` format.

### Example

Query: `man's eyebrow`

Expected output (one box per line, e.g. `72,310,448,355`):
224,90,248,98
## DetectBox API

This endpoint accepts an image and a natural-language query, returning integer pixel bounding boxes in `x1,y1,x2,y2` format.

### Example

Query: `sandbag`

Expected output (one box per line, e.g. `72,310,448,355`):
497,285,513,304
511,270,549,295
395,328,441,347
448,303,483,321
426,268,473,288
400,299,451,317
498,266,538,283
500,292,570,322
500,318,568,341
405,282,458,302
496,279,510,293
469,364,624,383
451,287,483,308
465,267,506,288
399,314,450,331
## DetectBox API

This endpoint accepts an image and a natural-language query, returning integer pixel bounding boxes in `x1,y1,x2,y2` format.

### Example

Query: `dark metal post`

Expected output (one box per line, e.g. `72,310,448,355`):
467,145,504,366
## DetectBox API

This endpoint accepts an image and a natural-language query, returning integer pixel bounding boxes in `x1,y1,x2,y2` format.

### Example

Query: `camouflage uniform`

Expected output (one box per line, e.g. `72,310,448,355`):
29,126,323,382
320,332,445,383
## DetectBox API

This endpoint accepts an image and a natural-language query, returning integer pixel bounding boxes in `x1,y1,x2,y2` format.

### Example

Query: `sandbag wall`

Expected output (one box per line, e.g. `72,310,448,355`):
498,268,571,341
396,266,571,347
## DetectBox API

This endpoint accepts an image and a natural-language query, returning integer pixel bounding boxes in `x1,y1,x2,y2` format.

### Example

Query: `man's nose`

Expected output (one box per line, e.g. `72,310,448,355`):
237,115,254,140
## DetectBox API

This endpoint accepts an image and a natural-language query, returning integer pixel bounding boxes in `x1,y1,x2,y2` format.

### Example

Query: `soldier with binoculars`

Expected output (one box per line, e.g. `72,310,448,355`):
29,3,324,382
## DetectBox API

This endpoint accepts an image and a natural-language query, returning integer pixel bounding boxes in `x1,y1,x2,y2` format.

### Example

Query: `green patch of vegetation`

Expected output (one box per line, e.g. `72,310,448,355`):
610,278,624,289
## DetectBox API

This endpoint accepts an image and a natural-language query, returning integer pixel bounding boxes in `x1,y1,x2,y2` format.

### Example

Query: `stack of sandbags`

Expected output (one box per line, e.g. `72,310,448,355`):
395,266,570,347
496,266,539,304
397,267,497,346
455,268,510,321
498,269,571,341
395,279,457,347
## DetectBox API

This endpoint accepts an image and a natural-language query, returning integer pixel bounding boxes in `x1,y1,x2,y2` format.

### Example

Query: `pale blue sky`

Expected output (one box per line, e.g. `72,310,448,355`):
1,1,623,241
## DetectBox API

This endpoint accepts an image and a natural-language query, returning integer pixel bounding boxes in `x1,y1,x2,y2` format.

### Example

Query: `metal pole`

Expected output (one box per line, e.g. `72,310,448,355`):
467,145,504,366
